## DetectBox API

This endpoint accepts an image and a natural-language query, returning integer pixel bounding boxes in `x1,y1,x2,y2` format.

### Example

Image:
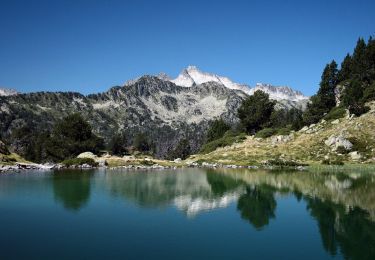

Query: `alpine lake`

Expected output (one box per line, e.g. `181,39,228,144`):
0,167,374,260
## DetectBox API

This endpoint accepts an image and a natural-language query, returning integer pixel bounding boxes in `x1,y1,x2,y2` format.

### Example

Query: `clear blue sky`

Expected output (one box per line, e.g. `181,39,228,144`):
0,0,374,96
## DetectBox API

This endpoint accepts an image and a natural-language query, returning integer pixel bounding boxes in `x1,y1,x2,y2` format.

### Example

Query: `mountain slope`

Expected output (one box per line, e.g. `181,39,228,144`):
0,76,246,158
190,102,375,165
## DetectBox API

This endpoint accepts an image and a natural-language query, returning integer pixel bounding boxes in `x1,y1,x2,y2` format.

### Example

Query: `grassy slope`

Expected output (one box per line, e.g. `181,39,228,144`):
189,102,375,165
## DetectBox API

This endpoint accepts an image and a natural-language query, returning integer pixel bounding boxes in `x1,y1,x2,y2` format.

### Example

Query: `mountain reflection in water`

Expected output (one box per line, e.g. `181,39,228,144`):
0,168,374,259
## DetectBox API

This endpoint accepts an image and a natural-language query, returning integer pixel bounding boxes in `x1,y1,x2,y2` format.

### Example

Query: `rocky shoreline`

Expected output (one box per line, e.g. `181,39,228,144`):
0,160,308,173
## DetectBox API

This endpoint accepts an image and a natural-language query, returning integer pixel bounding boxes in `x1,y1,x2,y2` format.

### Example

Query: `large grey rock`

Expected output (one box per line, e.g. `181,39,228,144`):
324,135,353,151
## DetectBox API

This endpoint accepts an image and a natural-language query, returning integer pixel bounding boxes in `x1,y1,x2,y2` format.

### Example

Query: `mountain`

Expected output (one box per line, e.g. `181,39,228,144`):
0,76,246,158
169,66,309,102
0,67,309,160
0,87,18,96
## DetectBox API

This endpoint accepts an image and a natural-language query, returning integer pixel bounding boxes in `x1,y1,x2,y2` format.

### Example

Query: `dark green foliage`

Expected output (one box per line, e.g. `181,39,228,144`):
108,133,128,156
46,114,104,161
336,146,350,155
199,131,246,154
323,106,346,121
318,61,339,109
342,80,369,116
206,119,230,142
363,82,375,102
168,138,191,160
303,95,328,125
237,186,276,230
61,158,98,167
351,38,367,82
270,108,303,131
338,54,353,82
133,132,152,153
238,90,275,134
254,128,277,138
347,137,368,153
303,61,339,125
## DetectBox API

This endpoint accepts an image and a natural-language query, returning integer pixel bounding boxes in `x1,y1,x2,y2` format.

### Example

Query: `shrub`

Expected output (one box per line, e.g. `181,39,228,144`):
255,128,276,138
62,158,98,167
347,137,368,153
335,146,350,154
324,106,346,121
276,127,292,136
199,131,246,154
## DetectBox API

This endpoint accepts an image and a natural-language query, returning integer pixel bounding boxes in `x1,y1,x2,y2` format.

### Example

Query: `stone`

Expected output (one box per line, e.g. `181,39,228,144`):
174,158,182,163
324,135,353,151
77,152,97,159
331,119,340,125
349,151,362,161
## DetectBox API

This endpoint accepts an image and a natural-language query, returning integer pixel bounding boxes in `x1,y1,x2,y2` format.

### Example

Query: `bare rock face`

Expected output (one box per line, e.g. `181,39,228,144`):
334,84,347,107
324,135,353,151
0,140,10,155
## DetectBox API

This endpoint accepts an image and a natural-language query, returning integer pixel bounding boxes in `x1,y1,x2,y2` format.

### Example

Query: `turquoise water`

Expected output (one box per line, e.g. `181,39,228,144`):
0,168,374,259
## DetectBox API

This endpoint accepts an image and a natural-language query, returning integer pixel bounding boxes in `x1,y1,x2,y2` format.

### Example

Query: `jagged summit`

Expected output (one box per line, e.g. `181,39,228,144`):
167,66,308,102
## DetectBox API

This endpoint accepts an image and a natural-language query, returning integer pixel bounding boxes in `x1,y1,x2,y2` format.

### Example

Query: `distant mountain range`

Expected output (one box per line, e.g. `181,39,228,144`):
0,67,309,158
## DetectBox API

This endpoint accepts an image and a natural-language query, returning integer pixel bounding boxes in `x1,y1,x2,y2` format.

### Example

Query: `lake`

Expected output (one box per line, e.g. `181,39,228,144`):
0,168,374,259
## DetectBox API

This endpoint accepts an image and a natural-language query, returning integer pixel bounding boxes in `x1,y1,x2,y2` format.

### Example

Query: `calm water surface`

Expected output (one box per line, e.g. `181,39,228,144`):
0,168,374,259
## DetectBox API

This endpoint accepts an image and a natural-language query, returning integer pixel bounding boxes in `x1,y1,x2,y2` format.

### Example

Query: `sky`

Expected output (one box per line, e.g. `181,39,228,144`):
0,0,374,96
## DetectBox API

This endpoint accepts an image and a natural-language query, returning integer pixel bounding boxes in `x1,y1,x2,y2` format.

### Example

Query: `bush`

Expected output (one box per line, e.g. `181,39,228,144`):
336,146,350,154
324,106,346,121
62,158,98,167
199,131,246,154
347,137,368,153
276,127,292,136
255,128,277,138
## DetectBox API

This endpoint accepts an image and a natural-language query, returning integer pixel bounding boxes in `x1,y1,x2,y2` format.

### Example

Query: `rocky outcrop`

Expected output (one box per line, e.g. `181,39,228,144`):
324,135,353,151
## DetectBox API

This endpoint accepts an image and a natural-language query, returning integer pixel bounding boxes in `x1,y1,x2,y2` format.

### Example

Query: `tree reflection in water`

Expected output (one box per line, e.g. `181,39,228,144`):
53,170,93,211
237,186,276,230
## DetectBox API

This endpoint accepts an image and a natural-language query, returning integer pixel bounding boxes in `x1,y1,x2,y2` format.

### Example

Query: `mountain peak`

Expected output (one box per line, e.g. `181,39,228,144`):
169,66,308,102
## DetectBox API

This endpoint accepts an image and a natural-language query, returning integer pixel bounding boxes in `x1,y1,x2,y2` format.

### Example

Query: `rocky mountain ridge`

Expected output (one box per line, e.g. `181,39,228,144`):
0,76,246,158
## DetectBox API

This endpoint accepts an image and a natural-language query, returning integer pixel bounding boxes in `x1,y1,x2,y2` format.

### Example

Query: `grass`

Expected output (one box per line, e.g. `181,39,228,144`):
199,131,246,154
62,158,98,167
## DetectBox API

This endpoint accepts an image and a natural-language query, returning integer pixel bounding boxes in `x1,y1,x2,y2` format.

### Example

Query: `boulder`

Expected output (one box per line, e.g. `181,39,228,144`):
324,135,353,151
349,151,362,161
77,152,97,159
0,140,10,155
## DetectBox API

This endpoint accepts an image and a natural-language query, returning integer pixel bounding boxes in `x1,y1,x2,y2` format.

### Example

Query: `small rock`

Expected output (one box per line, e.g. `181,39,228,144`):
331,119,340,125
349,151,362,161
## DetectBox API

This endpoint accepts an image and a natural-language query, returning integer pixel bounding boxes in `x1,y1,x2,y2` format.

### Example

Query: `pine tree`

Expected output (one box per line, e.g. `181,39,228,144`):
317,60,338,110
237,90,275,134
351,38,367,81
338,53,352,82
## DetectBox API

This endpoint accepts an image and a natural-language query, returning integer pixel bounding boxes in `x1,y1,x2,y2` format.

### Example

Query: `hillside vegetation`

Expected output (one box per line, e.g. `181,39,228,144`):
190,102,375,166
